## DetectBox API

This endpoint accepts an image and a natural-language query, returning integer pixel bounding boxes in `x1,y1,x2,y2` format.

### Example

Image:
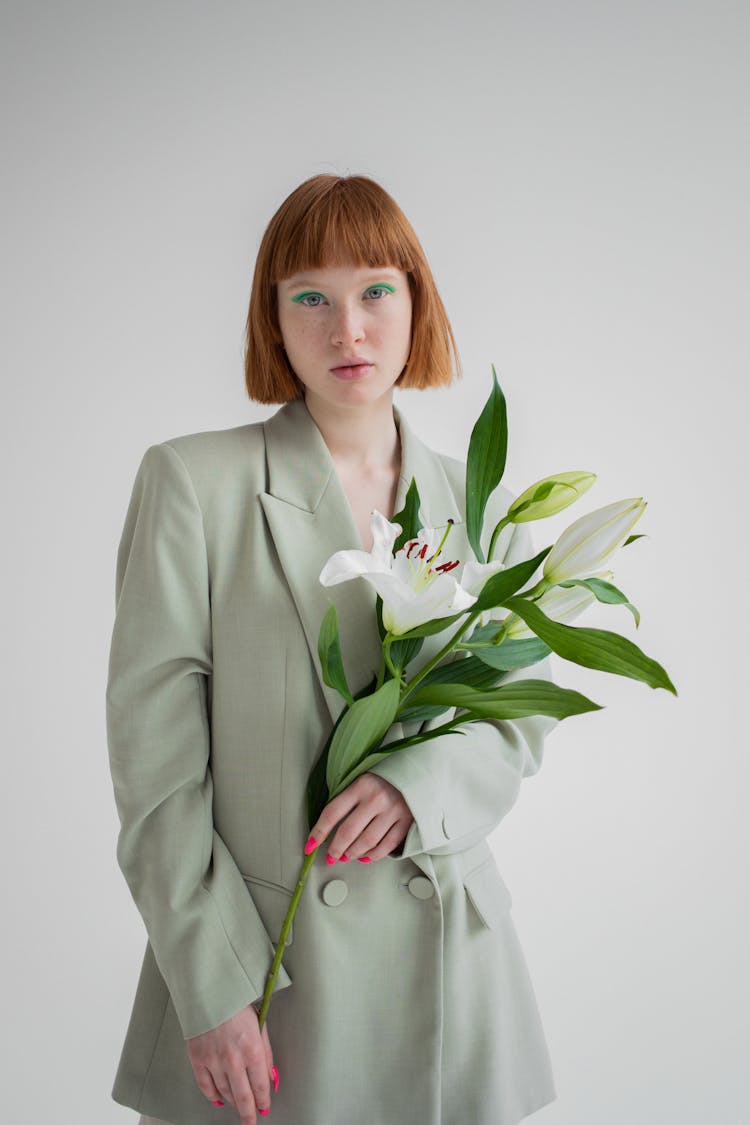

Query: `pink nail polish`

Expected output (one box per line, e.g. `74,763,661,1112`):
340,853,350,862
272,1064,280,1091
304,835,318,855
326,853,337,864
259,1110,269,1117
358,856,372,863
212,1100,224,1106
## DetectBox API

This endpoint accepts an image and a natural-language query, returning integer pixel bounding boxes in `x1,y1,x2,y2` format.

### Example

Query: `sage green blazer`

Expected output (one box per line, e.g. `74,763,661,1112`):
106,396,558,1125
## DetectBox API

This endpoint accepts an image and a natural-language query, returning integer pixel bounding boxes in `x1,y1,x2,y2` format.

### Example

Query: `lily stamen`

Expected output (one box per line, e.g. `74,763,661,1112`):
434,559,460,574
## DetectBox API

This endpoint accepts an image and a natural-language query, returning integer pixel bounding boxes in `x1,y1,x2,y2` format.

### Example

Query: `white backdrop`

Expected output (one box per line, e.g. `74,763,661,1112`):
2,2,747,1122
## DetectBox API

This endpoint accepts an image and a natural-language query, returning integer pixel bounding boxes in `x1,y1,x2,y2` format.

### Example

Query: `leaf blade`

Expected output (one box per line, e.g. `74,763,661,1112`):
406,678,602,720
317,604,354,705
501,595,677,694
466,366,508,564
325,678,402,790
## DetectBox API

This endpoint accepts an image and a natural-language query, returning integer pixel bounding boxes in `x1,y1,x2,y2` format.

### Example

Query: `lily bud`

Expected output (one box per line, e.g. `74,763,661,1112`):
501,570,614,638
508,471,596,523
544,498,646,584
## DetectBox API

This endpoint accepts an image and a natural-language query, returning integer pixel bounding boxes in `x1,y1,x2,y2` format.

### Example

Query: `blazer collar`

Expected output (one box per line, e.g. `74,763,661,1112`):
259,396,463,724
261,395,462,529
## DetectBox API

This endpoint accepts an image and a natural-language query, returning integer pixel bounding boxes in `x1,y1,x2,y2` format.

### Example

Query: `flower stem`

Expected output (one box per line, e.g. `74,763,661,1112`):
398,610,480,709
256,847,317,1030
487,516,511,562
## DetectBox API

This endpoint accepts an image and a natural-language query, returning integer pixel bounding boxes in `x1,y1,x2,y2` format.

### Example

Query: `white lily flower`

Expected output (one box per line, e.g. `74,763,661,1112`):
319,512,477,637
544,498,646,584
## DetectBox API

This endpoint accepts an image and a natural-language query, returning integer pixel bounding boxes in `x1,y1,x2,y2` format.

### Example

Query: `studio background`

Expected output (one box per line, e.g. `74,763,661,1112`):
2,2,746,1122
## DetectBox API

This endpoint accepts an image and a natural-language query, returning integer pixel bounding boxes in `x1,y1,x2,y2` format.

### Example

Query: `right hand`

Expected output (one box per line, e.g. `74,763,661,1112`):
187,1003,275,1123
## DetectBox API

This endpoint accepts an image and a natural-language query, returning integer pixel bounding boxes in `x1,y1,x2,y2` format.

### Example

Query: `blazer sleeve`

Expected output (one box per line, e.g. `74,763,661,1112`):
105,442,292,1040
367,517,559,859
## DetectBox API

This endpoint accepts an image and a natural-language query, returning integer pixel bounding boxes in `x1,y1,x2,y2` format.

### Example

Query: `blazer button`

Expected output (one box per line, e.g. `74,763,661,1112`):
408,875,435,900
321,878,348,906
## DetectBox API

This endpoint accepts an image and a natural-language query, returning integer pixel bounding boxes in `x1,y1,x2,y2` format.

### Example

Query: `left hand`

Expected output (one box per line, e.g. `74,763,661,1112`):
308,772,414,862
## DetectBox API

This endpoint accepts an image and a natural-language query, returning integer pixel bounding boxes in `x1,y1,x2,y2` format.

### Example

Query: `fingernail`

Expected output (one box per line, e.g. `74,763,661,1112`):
304,835,318,855
326,853,337,865
340,854,350,862
212,1100,224,1106
259,1110,269,1117
357,856,372,863
272,1064,279,1091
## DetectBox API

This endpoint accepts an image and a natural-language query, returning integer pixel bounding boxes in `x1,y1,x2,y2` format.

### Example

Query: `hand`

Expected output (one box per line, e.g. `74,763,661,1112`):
187,1003,276,1124
310,772,415,862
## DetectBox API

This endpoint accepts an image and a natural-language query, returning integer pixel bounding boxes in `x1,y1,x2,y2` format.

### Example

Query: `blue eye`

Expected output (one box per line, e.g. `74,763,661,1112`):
294,292,325,307
366,284,395,299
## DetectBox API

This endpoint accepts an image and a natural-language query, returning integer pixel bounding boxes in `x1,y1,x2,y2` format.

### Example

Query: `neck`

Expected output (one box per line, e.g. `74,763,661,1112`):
301,392,400,472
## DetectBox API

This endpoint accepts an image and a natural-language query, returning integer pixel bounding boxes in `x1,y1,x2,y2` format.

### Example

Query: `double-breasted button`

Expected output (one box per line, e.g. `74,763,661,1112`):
321,878,348,906
408,875,435,900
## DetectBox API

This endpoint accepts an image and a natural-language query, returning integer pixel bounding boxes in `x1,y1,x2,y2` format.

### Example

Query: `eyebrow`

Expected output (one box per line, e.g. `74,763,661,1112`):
285,269,401,287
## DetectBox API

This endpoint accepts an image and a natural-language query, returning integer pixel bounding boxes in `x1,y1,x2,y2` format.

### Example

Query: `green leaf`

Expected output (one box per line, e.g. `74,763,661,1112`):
325,678,402,791
466,366,508,564
397,702,453,724
388,634,425,670
395,609,471,640
306,674,379,828
336,725,469,788
317,604,354,705
461,635,553,670
391,478,423,552
501,595,677,694
556,577,641,627
473,545,552,611
406,679,602,720
413,652,507,691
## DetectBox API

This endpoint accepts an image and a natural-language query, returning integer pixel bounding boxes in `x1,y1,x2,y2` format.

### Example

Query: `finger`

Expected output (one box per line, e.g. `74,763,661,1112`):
260,1021,278,1092
305,786,361,852
247,1046,273,1118
341,812,402,861
226,1065,258,1125
214,1072,238,1113
190,1061,225,1105
325,804,384,861
365,818,412,860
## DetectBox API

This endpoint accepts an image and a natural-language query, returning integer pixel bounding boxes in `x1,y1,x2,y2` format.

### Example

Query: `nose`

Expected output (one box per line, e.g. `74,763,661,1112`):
330,299,365,347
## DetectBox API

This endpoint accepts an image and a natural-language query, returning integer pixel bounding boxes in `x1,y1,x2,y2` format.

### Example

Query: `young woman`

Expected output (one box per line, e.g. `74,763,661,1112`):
106,174,558,1125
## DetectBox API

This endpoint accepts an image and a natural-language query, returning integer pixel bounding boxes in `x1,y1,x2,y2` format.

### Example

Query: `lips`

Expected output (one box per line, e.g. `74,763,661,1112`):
331,362,373,380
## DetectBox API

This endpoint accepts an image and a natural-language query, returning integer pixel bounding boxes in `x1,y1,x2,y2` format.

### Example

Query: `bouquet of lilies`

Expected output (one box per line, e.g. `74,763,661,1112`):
255,367,676,1027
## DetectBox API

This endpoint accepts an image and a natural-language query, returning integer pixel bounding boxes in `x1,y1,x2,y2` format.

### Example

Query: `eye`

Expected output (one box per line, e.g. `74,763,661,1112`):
365,284,395,300
294,292,326,307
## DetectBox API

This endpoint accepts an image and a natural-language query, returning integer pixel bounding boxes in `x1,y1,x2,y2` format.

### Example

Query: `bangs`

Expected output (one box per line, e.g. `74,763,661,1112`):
268,178,418,283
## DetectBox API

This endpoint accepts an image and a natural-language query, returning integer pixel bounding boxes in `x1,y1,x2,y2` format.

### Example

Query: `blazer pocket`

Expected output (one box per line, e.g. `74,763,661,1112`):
463,858,513,930
242,874,295,946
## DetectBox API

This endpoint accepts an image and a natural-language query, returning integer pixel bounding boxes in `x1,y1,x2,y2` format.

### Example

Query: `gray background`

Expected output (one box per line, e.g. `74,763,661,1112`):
2,1,747,1122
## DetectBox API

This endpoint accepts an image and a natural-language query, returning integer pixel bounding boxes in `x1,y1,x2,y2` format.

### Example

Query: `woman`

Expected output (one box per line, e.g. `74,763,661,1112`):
106,174,558,1125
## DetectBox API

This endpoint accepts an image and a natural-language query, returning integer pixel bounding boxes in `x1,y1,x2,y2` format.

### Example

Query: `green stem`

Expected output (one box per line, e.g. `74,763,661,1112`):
521,577,550,600
398,610,480,710
256,847,317,1030
487,515,511,563
375,647,386,690
382,635,399,681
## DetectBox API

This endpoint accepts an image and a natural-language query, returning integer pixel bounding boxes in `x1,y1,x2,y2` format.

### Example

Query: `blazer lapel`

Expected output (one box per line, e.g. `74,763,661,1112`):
259,396,464,728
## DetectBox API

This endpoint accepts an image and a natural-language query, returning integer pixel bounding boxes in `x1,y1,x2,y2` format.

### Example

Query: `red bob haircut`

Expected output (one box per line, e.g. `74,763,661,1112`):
244,174,462,404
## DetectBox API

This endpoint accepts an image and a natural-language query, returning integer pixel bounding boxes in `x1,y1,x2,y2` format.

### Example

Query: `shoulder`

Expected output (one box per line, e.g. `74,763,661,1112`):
160,418,266,476
129,417,270,513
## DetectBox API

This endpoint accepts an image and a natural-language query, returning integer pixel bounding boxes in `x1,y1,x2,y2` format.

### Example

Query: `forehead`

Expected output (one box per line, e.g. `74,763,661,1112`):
281,265,405,286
